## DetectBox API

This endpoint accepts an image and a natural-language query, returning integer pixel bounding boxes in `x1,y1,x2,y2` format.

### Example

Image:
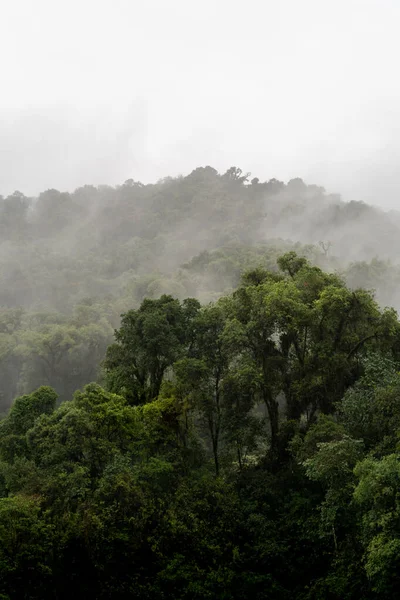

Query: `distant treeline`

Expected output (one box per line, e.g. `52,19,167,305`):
1,166,400,411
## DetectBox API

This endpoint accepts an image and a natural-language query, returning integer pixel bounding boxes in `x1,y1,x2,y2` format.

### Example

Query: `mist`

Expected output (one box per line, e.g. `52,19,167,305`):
1,0,400,207
4,3,400,594
1,0,400,407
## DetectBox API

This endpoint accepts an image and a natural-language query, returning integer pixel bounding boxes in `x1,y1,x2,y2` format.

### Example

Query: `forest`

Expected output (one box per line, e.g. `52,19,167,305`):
1,167,400,597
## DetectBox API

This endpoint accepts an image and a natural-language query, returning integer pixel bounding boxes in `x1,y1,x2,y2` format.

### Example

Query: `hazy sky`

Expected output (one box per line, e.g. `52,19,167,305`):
2,0,400,208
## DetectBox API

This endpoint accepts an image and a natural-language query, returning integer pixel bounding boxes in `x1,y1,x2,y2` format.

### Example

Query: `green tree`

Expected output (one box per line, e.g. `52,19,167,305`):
0,496,54,598
104,295,200,404
0,386,57,463
226,254,398,456
354,454,400,596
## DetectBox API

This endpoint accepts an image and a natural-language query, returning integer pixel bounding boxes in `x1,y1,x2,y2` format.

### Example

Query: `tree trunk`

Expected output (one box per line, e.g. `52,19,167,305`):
264,390,279,456
212,435,220,477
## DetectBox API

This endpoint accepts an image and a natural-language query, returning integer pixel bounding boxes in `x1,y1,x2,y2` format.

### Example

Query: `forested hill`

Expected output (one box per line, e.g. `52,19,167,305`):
2,165,400,312
1,165,400,411
3,167,400,598
1,253,400,598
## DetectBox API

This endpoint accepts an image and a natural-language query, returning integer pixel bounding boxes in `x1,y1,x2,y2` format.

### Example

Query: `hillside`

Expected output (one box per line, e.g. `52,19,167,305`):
2,168,400,597
0,252,400,598
2,165,400,310
0,166,400,410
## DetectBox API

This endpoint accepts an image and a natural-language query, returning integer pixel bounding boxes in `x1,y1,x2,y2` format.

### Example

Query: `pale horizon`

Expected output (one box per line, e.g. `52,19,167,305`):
2,0,400,208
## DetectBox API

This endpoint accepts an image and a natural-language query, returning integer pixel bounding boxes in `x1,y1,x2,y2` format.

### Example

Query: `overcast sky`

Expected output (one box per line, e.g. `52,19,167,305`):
1,0,400,208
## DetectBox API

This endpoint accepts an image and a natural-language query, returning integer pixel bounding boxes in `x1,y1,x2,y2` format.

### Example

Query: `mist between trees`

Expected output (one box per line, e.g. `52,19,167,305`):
2,167,400,597
0,166,399,411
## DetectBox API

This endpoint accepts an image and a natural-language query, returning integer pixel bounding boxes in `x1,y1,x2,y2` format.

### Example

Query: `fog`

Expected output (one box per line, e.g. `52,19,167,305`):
2,3,400,587
1,0,400,208
2,0,400,409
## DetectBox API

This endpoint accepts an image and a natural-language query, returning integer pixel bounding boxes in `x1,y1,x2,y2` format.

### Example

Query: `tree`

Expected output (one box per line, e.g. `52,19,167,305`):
104,295,200,404
354,455,400,596
174,304,230,476
17,324,80,391
0,496,54,598
223,166,251,183
225,254,398,456
338,353,400,452
0,386,57,463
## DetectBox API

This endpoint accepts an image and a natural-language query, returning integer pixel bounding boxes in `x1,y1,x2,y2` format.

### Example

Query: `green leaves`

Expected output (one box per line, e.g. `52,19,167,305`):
353,455,400,594
0,496,54,598
104,295,200,405
0,387,57,463
0,250,399,597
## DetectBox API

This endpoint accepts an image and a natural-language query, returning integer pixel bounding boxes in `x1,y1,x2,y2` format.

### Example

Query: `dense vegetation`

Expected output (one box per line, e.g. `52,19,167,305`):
2,166,400,412
1,254,400,598
2,167,400,597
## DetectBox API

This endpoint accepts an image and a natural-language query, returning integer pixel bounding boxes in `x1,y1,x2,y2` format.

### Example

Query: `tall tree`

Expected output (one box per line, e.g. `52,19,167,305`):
225,253,398,456
104,295,200,404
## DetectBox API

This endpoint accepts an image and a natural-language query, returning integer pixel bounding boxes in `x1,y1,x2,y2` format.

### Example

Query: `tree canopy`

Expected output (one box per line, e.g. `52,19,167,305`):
1,168,400,597
0,253,398,597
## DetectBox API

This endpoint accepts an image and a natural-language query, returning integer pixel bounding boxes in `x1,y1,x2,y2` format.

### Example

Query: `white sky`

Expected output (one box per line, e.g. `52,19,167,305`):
1,0,400,207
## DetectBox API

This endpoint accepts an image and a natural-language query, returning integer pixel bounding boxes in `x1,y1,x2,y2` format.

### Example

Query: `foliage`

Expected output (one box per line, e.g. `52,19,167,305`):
1,166,400,413
2,167,400,596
